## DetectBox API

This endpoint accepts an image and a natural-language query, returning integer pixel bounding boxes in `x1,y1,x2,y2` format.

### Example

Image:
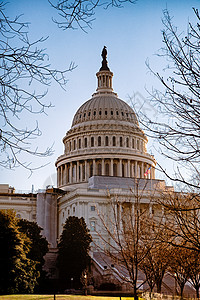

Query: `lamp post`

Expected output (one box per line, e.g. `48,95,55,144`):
71,277,73,290
84,273,87,295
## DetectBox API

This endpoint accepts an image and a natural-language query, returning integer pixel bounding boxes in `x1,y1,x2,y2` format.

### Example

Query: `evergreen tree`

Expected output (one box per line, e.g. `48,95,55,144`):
0,210,38,294
18,219,49,291
57,216,92,291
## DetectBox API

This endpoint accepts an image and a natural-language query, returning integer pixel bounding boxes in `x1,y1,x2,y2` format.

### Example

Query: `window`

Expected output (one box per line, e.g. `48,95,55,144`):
98,163,102,176
69,141,71,151
122,164,125,177
68,209,70,215
111,110,113,115
137,140,140,150
78,139,81,149
126,137,129,147
91,137,94,147
99,110,102,115
120,137,123,147
90,221,96,232
105,136,109,146
116,111,119,115
88,111,91,116
94,111,96,116
91,206,95,212
113,163,117,176
98,136,101,146
132,138,135,148
112,136,116,146
73,140,76,150
105,110,107,115
84,137,87,148
73,207,75,213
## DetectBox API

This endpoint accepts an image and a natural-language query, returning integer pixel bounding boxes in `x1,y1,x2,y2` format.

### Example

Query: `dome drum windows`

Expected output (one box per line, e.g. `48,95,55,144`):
137,139,140,150
112,136,116,147
120,137,123,147
126,137,129,148
132,138,135,148
84,137,87,148
78,138,81,149
98,136,101,147
105,136,109,146
91,137,94,147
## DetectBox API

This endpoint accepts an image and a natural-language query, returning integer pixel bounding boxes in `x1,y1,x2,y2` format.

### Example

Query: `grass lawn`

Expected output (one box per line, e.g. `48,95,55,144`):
0,295,144,300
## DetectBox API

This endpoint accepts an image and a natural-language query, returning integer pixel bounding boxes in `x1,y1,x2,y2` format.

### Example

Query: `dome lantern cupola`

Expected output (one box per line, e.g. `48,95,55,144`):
96,46,113,93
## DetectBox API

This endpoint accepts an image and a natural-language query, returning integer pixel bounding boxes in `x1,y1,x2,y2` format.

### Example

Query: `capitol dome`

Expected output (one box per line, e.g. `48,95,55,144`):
56,47,156,189
72,94,139,127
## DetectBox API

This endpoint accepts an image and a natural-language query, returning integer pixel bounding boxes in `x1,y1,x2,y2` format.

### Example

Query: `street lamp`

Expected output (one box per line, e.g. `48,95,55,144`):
71,277,73,290
84,273,87,295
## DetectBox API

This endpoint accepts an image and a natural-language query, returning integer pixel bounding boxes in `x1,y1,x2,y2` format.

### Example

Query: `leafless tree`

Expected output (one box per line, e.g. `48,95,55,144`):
96,180,160,300
140,8,200,190
157,190,200,252
0,2,75,173
49,0,137,32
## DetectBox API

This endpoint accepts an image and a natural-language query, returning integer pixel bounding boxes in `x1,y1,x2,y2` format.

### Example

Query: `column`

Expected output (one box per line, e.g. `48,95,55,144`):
57,167,60,187
135,161,138,178
141,162,144,179
152,166,155,179
70,162,73,183
61,166,63,185
124,160,127,177
119,159,122,177
74,163,77,182
85,160,89,180
93,159,96,176
80,163,83,182
102,158,105,176
127,160,130,177
110,158,113,176
77,161,80,182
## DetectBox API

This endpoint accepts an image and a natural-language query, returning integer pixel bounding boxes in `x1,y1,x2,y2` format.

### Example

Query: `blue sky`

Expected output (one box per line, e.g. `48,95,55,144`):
1,0,199,191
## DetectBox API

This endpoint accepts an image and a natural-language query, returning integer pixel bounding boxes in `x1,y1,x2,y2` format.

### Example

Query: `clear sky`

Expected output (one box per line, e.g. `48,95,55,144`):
1,0,199,192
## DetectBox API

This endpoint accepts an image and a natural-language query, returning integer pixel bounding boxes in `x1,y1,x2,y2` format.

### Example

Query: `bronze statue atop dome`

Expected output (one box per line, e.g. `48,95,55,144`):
99,46,110,71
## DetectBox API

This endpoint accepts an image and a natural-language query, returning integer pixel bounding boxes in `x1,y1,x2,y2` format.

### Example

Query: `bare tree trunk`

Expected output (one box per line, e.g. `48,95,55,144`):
156,279,162,293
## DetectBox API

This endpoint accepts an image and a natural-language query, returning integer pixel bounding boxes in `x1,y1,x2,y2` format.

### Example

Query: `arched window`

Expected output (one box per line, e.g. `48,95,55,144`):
91,137,94,147
120,137,123,147
98,163,102,176
132,138,135,148
78,138,81,149
98,136,101,146
113,136,116,146
90,163,93,177
113,163,117,176
105,136,109,146
126,137,129,147
69,141,71,151
105,163,109,176
73,140,76,150
84,137,87,148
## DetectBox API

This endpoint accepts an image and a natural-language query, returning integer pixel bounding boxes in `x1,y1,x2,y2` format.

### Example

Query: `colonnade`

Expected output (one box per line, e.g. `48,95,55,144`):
57,158,155,187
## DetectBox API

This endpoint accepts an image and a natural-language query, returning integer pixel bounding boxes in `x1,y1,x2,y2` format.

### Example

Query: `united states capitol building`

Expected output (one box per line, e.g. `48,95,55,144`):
0,48,173,286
